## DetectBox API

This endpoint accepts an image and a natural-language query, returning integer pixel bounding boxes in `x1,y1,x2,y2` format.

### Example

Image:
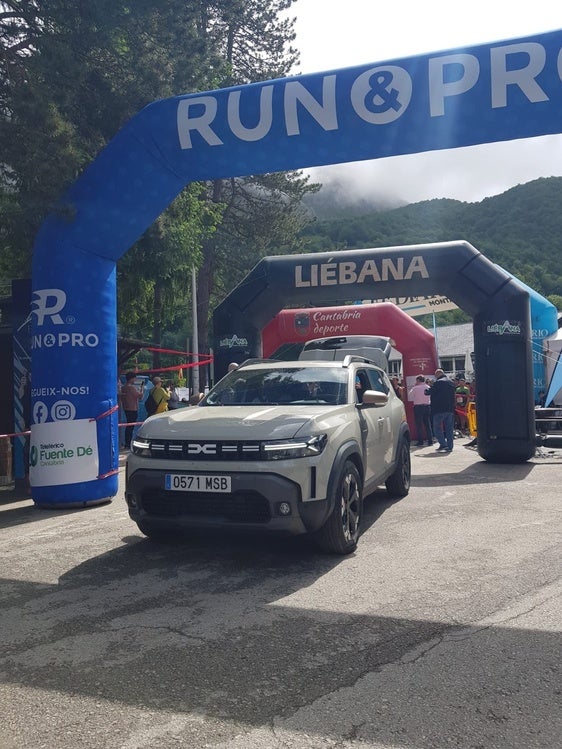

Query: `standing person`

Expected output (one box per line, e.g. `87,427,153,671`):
120,372,144,449
409,375,433,446
167,382,181,410
390,375,404,401
455,377,471,433
151,376,170,413
535,389,546,407
429,368,456,453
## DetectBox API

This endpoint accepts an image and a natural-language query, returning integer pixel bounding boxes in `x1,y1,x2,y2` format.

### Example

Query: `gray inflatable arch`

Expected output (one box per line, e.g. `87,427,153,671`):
213,241,535,463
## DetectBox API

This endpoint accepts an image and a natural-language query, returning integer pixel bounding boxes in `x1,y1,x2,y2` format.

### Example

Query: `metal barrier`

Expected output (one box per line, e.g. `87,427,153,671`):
466,402,477,437
535,407,562,437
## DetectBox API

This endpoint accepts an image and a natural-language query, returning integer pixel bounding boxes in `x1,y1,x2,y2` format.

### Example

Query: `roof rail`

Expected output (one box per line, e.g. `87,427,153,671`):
236,358,274,368
342,355,377,367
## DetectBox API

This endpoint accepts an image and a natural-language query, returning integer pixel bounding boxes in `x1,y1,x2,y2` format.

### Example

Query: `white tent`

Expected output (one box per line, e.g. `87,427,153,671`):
543,329,562,406
464,349,474,380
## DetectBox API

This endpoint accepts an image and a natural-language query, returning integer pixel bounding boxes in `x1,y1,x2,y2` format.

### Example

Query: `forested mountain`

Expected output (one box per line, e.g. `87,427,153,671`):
299,176,562,304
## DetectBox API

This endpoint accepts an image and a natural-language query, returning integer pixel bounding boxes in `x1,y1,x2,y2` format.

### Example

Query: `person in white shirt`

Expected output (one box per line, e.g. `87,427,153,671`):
409,375,433,446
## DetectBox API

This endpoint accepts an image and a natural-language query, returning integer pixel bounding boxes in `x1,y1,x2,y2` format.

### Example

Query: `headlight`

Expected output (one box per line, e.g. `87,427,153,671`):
262,434,327,460
131,436,151,457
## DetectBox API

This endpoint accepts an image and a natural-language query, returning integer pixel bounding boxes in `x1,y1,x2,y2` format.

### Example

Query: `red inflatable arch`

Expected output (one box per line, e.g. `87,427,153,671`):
262,302,438,432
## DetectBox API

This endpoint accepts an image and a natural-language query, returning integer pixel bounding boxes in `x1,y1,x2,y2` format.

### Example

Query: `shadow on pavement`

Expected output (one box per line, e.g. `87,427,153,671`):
0,531,559,748
411,459,536,488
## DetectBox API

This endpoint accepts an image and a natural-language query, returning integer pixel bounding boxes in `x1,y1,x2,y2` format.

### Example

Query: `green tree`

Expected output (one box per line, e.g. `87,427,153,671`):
1,0,317,365
117,185,224,367
197,171,317,358
192,0,319,368
0,0,221,273
547,294,562,311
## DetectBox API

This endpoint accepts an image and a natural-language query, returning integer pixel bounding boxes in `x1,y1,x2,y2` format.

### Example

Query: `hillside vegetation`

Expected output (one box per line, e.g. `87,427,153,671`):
300,177,562,305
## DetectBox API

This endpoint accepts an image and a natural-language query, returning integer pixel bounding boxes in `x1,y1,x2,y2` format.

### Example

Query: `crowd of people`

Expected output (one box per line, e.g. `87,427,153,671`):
404,370,476,453
118,373,204,449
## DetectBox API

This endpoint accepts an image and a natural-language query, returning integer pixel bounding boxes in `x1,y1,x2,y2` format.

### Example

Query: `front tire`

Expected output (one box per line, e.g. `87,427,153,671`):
385,438,411,498
315,461,363,555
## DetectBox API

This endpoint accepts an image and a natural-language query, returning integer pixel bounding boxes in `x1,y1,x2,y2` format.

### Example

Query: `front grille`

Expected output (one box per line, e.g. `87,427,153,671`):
141,489,271,523
145,440,264,461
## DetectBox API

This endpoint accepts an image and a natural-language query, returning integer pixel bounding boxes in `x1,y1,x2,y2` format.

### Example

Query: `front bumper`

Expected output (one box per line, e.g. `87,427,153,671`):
125,467,332,536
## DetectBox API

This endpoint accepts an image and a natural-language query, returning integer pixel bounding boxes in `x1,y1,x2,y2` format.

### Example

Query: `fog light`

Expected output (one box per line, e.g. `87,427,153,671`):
278,502,291,516
126,493,138,509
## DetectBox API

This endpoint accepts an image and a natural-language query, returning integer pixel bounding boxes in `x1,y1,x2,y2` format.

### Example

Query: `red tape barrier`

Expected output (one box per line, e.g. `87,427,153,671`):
0,419,141,440
0,430,30,438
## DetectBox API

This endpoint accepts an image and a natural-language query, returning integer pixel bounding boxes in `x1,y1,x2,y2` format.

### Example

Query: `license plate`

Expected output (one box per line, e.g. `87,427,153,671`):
165,474,231,493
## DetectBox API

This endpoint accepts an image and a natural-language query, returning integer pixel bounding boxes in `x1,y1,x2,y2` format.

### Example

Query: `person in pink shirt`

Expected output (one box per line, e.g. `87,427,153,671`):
409,374,433,446
119,372,144,449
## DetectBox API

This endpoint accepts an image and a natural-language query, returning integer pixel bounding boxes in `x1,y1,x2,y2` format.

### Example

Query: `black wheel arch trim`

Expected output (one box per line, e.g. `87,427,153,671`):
394,423,411,457
326,440,364,513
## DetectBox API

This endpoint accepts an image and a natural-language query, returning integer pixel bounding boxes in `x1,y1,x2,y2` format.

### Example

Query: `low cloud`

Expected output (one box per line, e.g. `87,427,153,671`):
305,134,562,206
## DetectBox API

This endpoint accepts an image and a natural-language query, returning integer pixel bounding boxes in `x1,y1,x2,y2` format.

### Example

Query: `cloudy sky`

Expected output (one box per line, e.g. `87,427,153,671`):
287,0,562,204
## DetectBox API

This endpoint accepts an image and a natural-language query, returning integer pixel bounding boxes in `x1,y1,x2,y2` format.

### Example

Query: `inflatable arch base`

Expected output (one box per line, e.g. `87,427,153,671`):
30,242,119,507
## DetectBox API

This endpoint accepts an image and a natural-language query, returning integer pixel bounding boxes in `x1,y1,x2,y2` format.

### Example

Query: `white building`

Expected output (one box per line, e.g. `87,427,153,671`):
389,322,474,380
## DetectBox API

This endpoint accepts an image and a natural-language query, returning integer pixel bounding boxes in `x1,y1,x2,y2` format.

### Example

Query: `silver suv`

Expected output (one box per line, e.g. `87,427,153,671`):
125,356,410,554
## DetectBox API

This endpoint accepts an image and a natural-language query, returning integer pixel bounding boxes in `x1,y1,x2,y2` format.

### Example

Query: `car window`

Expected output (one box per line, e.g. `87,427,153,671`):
204,366,348,406
365,368,389,394
354,369,371,403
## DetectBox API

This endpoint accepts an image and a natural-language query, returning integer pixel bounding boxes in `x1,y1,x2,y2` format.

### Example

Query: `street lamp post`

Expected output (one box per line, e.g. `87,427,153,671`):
191,266,199,396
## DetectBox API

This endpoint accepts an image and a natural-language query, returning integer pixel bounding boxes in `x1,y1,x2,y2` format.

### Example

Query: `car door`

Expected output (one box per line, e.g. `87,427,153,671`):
354,367,386,484
365,367,395,470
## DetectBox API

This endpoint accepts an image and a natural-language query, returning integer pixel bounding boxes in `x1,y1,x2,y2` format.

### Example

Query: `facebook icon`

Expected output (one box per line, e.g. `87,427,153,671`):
33,401,48,424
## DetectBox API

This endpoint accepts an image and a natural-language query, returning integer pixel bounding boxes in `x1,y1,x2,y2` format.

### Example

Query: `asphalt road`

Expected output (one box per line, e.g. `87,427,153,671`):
1,440,561,749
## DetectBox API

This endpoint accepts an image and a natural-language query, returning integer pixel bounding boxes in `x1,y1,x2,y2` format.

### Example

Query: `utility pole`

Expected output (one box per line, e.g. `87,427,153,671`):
191,266,199,396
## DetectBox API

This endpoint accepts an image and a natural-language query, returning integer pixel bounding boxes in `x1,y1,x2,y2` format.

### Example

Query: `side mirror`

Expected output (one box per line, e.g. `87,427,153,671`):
360,390,389,407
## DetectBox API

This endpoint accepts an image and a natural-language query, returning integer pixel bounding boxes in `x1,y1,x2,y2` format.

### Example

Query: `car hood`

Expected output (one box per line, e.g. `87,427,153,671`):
139,404,348,441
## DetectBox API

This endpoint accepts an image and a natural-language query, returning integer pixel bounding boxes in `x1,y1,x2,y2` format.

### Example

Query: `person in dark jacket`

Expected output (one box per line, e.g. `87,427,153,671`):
428,368,456,452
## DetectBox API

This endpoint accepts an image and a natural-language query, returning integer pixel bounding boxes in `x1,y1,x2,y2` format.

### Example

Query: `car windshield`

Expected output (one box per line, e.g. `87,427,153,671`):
204,366,348,406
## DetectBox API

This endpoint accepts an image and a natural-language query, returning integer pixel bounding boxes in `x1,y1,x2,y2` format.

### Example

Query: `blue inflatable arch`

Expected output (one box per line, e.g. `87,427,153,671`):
30,29,562,504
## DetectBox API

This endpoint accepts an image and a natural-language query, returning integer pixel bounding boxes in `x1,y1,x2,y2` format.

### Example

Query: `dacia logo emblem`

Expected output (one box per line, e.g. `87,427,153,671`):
187,443,216,455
